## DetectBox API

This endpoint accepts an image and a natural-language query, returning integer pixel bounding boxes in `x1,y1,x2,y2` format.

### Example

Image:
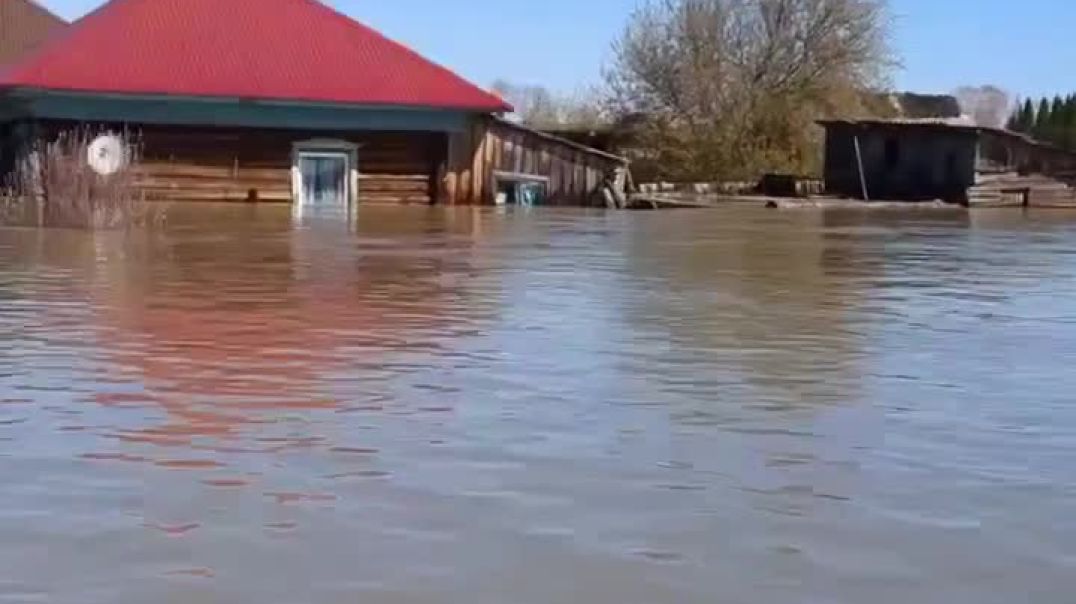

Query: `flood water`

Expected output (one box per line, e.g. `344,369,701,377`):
1,204,1075,603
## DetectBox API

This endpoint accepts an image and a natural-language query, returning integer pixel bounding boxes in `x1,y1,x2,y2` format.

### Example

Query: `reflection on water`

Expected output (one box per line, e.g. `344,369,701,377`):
1,204,1075,603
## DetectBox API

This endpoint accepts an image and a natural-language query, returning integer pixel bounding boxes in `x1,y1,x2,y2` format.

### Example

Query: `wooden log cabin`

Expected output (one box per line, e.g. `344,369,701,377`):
0,0,625,210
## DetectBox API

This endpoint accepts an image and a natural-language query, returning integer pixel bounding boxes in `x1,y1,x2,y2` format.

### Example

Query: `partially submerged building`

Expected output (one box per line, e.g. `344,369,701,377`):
819,118,1076,206
0,0,624,209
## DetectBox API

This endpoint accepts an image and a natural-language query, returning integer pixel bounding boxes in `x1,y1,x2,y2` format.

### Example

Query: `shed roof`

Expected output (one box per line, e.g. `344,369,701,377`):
817,118,1041,145
0,0,66,67
0,0,510,113
817,117,979,130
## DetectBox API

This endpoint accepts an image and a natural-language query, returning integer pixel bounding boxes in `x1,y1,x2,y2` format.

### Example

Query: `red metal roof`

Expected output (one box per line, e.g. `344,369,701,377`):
0,0,511,112
0,0,67,67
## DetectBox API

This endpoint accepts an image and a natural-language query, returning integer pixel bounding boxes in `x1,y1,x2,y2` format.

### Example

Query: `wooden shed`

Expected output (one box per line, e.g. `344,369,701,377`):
443,117,628,206
0,0,623,210
819,118,1076,206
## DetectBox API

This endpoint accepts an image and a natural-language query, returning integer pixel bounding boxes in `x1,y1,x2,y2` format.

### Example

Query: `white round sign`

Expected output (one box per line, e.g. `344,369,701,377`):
86,134,127,176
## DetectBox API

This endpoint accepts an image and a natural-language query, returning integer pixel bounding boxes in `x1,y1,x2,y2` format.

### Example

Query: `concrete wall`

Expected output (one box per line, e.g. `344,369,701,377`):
823,124,978,202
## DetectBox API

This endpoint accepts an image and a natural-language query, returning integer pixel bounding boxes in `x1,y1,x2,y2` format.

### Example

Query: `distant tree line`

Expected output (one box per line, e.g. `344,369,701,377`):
490,80,605,129
1007,95,1076,149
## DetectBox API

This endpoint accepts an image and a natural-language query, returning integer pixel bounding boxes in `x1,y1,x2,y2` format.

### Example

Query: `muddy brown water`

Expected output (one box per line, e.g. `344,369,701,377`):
1,204,1075,603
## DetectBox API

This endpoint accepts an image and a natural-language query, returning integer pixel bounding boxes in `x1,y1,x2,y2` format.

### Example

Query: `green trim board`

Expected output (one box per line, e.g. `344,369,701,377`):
0,96,31,123
1,89,475,132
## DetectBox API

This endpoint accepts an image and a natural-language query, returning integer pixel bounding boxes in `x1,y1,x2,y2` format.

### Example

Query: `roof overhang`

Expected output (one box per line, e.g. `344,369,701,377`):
1,87,493,132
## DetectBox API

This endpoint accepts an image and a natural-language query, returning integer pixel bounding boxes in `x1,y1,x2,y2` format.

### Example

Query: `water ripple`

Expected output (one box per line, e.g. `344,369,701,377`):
1,205,1075,602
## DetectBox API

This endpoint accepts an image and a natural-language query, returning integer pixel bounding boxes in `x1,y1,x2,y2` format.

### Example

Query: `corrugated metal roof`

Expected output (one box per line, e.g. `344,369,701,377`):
0,0,511,112
0,0,66,67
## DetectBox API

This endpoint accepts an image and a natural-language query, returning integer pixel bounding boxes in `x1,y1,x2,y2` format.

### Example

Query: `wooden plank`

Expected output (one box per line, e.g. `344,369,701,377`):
443,130,463,205
145,190,291,202
429,132,446,205
471,121,486,203
492,170,549,183
482,128,496,204
139,163,288,179
355,181,430,193
513,133,524,173
574,155,585,196
444,170,458,205
502,138,513,174
493,134,504,173
567,152,577,194
361,194,432,204
459,151,472,204
136,173,289,186
522,147,532,175
357,174,430,182
432,159,445,205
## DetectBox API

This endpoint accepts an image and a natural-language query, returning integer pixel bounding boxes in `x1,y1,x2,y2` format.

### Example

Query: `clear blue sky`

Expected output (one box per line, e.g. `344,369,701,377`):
38,0,1074,101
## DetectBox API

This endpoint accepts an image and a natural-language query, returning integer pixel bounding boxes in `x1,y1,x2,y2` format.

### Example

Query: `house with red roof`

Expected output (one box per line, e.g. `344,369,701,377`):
0,0,625,208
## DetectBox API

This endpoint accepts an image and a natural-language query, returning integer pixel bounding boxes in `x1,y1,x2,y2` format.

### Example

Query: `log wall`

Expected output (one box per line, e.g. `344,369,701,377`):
38,121,443,204
29,118,625,206
442,117,628,206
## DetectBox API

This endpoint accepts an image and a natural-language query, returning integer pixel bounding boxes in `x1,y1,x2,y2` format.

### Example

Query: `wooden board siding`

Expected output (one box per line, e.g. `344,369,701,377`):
442,117,627,206
36,121,443,204
0,120,23,180
821,122,977,201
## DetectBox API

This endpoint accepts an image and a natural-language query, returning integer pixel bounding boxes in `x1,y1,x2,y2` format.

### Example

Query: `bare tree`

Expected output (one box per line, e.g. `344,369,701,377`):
954,85,1012,129
492,80,606,129
605,0,894,180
